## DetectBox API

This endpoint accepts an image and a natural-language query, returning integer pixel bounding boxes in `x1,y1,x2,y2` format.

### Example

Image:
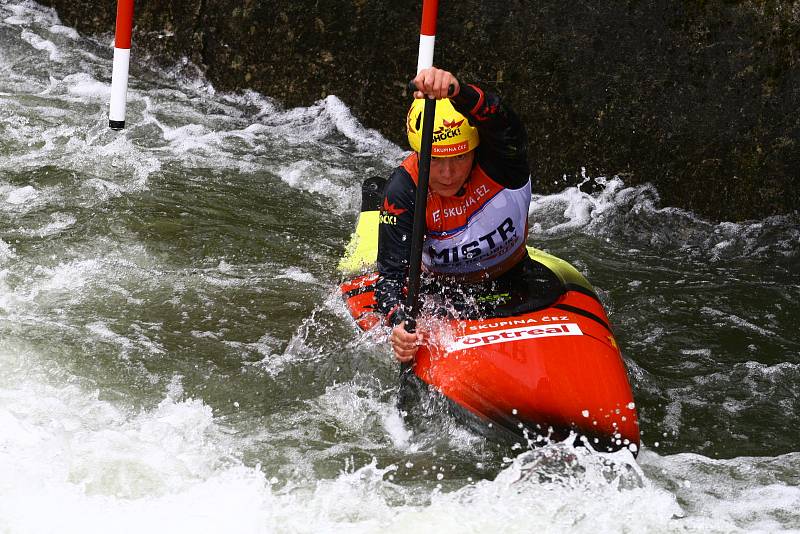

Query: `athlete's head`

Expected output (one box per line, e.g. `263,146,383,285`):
406,98,479,157
406,98,479,197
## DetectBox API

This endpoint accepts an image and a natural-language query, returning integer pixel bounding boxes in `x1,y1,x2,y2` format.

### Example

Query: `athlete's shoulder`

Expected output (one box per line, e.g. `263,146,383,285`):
384,161,416,200
475,152,531,191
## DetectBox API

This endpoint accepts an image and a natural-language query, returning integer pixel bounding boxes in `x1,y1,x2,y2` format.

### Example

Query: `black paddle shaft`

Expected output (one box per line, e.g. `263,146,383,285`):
404,96,437,333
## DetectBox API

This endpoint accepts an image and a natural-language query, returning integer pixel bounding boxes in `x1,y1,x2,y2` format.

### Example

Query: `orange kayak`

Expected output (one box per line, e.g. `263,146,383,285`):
339,178,640,454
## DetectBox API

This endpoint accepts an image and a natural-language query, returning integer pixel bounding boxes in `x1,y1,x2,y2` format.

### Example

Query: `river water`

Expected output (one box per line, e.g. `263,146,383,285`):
1,2,799,532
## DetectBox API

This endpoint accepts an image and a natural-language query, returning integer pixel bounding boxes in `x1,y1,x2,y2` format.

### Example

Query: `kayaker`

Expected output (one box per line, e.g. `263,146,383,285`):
376,66,560,362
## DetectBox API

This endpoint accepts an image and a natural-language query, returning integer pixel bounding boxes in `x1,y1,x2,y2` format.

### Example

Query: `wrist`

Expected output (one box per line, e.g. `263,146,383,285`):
385,304,408,327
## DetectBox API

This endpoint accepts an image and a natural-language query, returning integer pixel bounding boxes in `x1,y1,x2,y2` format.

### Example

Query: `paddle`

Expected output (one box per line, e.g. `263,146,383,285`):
403,0,440,334
403,97,436,333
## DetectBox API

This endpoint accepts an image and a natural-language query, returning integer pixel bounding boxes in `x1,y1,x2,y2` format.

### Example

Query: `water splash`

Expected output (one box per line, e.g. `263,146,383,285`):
531,176,799,260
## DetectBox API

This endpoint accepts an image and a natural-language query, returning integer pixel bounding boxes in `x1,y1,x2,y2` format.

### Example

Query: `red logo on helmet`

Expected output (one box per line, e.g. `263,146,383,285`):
406,107,417,134
382,198,407,216
442,118,464,129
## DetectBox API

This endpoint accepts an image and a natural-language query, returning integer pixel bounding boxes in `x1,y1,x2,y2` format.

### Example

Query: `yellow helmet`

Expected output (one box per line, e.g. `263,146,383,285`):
406,98,479,157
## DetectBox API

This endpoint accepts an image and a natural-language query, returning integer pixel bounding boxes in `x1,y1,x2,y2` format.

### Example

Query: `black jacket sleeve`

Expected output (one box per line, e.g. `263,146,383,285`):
374,165,416,324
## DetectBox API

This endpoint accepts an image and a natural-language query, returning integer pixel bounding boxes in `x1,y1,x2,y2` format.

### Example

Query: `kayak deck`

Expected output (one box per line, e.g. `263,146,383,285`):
340,268,640,453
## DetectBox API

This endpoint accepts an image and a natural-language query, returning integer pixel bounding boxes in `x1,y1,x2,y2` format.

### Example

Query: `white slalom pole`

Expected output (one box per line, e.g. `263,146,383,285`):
416,0,438,73
109,0,134,130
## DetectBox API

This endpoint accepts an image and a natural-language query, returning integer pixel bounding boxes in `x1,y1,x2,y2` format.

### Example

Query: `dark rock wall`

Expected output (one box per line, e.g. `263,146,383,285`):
42,0,799,221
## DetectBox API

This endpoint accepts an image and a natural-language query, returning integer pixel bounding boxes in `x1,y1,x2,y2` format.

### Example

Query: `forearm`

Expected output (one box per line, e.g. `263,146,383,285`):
374,270,406,324
451,83,530,186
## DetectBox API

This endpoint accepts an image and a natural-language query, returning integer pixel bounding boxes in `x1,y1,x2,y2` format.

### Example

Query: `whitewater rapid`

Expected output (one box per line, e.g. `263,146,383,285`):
1,1,799,532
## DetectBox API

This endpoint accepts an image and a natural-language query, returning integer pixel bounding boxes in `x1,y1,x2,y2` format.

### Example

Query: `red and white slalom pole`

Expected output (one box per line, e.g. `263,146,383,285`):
109,0,134,130
416,0,438,73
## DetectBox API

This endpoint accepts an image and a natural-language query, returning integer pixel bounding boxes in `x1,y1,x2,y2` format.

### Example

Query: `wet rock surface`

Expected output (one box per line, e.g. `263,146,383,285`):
42,0,799,221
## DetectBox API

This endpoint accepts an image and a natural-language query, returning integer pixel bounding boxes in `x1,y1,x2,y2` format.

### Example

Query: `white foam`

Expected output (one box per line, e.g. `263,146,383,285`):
680,348,712,357
277,267,318,284
0,336,683,534
86,321,165,357
0,239,16,263
82,178,125,200
323,95,405,159
530,176,800,259
0,332,792,534
700,306,775,336
0,341,272,532
530,177,660,237
48,24,79,39
32,258,101,295
221,89,279,118
76,136,160,191
312,446,680,532
2,3,46,26
20,29,61,62
382,408,414,450
662,400,683,436
274,160,356,211
0,237,158,317
63,72,110,99
6,185,39,205
0,130,157,203
23,212,77,237
2,13,28,25
639,450,800,532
